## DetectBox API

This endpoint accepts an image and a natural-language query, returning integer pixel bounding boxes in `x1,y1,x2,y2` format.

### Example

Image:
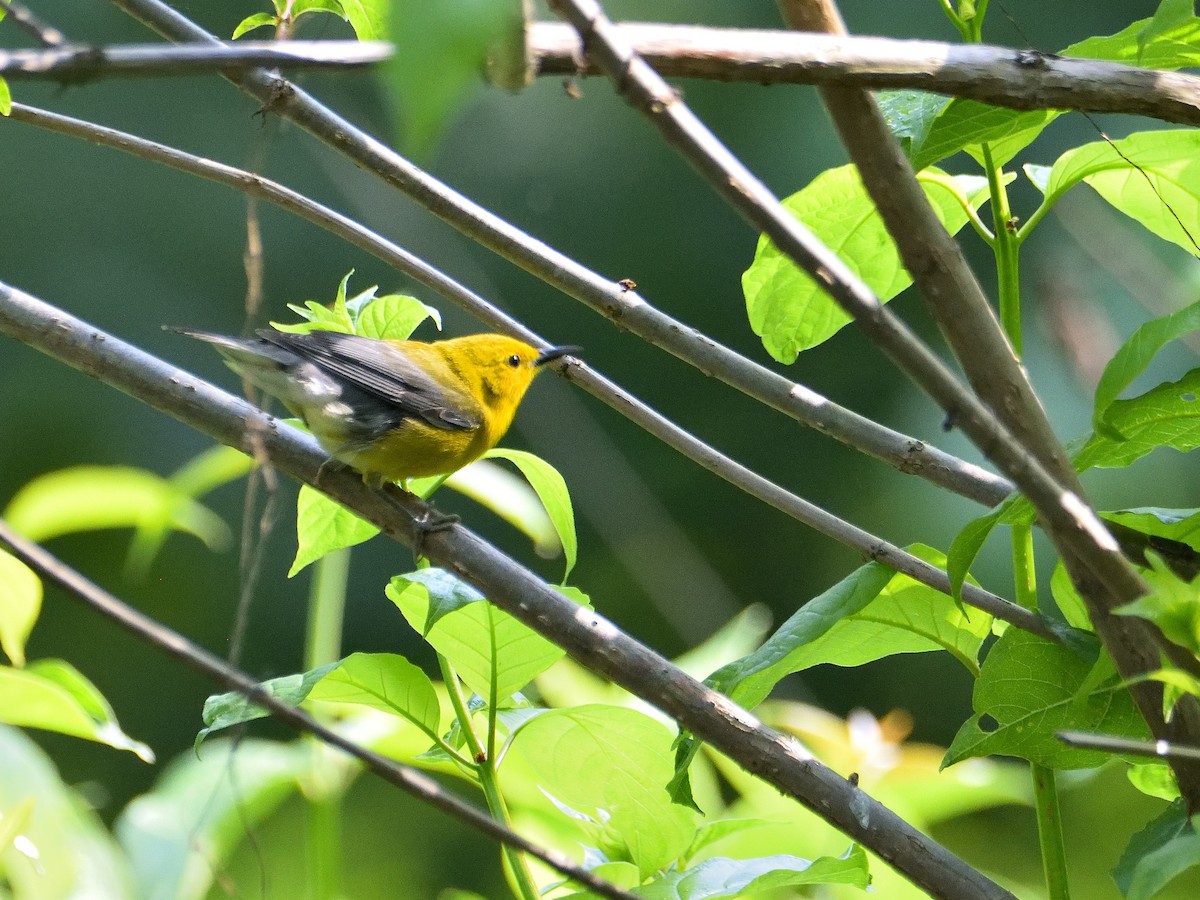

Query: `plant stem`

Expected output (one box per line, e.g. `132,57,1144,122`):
981,143,1022,353
304,548,351,898
439,656,541,900
1032,763,1071,900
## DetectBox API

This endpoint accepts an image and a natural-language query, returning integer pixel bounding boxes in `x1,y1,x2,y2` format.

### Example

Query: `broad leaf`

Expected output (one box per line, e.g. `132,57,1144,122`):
1112,798,1200,900
743,165,991,362
196,662,340,748
309,651,440,738
631,846,870,899
483,448,577,581
1074,367,1200,471
290,485,379,577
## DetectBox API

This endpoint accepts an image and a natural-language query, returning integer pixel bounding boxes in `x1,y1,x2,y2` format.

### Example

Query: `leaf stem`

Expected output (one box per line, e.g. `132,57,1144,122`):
1031,763,1071,900
981,143,1022,353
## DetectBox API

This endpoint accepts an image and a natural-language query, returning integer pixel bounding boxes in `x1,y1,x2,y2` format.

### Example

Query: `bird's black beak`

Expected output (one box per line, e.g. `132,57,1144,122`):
534,345,583,367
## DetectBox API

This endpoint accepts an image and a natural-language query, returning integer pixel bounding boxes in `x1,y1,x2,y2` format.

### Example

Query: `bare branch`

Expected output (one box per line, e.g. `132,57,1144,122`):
0,278,1015,900
0,0,67,47
528,22,1200,127
2,103,1050,637
0,41,392,79
0,519,638,900
103,0,1018,513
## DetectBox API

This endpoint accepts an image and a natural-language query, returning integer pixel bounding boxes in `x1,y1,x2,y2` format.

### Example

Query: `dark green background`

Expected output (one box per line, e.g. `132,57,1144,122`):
3,1,1199,896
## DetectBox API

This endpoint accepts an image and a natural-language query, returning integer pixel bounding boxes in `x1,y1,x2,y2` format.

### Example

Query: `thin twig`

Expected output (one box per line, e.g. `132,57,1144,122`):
0,0,66,47
0,279,1013,900
549,0,1200,808
527,22,1200,127
0,41,392,79
4,102,1047,637
104,0,1012,510
0,520,637,900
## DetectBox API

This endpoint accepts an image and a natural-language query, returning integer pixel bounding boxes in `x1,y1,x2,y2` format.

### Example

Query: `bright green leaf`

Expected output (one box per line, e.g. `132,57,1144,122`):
633,846,871,898
231,12,278,38
1128,763,1181,802
483,448,577,581
0,551,39,667
1113,799,1200,900
1074,367,1200,471
1114,556,1200,655
944,630,1148,769
742,165,991,361
389,569,588,701
512,706,694,879
289,485,379,577
1066,4,1200,68
0,661,153,761
1049,560,1092,631
309,651,440,737
353,293,440,340
947,508,1003,603
1094,298,1200,438
0,78,11,117
878,90,951,161
196,662,340,749
442,459,562,563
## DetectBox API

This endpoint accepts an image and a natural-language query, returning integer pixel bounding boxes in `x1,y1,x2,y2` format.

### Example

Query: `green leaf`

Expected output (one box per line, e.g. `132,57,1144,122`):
196,662,340,749
0,660,153,761
1049,560,1092,631
274,271,357,334
0,727,133,898
116,738,316,900
911,103,1059,172
878,90,951,161
1044,131,1200,258
353,293,440,340
482,448,577,581
1128,763,1181,802
289,485,379,577
1138,0,1198,63
0,77,11,117
742,165,991,361
338,0,388,40
947,508,1003,603
1114,555,1200,655
385,0,526,157
1066,4,1200,68
4,465,229,552
943,630,1148,769
1094,299,1200,438
1104,507,1200,556
440,459,563,564
231,11,278,38
0,551,40,667
709,549,992,706
633,846,871,898
1112,799,1200,900
1074,367,1200,471
511,705,694,879
309,651,440,737
388,569,588,701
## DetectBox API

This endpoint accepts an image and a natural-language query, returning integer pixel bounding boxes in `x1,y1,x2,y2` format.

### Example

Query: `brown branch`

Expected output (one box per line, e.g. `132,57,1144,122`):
528,22,1200,127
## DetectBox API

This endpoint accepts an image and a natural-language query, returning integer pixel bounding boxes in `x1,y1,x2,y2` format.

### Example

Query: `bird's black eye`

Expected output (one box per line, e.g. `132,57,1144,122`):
507,354,521,368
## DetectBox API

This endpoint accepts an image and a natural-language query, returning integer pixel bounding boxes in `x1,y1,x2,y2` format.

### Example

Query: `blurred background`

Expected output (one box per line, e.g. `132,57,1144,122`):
2,0,1200,896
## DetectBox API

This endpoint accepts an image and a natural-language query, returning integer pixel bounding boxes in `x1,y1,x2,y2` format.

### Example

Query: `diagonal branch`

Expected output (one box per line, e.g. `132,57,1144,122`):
0,279,1015,900
547,0,1200,807
0,41,392,79
103,0,1013,508
0,520,638,900
527,22,1200,127
4,102,1050,637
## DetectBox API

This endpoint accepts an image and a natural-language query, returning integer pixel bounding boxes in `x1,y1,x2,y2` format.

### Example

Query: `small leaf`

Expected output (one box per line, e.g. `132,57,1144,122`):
0,661,154,761
1114,556,1200,655
231,12,278,39
0,77,11,117
0,551,40,667
909,102,1058,172
633,846,871,899
353,293,440,340
443,459,562,562
878,90,950,160
1128,763,1181,802
743,165,991,361
947,509,1003,602
309,652,440,737
483,448,577,580
1112,798,1200,900
196,662,340,749
289,486,379,577
337,0,388,40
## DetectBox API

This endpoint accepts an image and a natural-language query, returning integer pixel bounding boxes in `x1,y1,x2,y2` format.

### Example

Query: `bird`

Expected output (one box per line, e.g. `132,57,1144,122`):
171,327,579,487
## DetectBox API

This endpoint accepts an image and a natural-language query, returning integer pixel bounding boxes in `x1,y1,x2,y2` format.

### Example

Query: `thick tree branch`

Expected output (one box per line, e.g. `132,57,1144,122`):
0,520,637,900
0,41,392,78
528,22,1200,127
547,0,1200,807
0,280,1014,900
773,0,1200,809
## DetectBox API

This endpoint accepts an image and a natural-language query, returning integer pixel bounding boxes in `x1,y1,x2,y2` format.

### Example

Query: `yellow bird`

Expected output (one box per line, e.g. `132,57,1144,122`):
174,328,579,486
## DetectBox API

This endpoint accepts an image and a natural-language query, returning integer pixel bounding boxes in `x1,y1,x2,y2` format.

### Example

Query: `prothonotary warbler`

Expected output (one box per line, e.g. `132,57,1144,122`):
173,328,579,486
